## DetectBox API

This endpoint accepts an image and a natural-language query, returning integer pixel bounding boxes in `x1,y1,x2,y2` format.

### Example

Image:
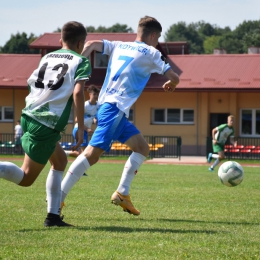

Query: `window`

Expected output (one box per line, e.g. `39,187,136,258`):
240,109,260,136
152,108,194,124
0,106,13,121
94,51,109,68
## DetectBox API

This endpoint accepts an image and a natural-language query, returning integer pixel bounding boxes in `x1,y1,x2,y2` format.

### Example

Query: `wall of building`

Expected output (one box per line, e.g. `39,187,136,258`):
135,91,200,155
134,91,260,156
0,89,16,133
2,88,260,156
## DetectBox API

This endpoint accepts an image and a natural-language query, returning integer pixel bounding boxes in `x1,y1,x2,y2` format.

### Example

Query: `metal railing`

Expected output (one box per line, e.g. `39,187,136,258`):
0,133,181,159
206,136,260,160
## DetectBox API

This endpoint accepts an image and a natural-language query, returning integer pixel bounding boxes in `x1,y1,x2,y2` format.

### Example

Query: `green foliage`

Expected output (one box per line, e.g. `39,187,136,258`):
218,33,244,54
242,29,260,52
165,21,204,54
203,35,221,54
0,32,40,54
1,160,260,259
165,19,260,54
86,23,133,33
53,27,61,32
86,25,96,32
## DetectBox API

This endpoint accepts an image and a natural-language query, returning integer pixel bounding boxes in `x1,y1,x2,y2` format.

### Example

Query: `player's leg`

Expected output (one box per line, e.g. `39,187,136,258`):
61,145,104,204
0,154,45,186
209,144,224,171
111,122,149,215
116,134,149,195
63,126,81,157
44,143,72,227
211,150,224,168
60,103,124,210
80,146,88,176
64,150,80,157
0,114,48,186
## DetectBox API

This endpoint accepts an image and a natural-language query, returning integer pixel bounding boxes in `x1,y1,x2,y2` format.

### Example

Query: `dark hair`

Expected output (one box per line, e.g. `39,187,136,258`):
61,21,87,46
87,85,100,94
138,16,162,37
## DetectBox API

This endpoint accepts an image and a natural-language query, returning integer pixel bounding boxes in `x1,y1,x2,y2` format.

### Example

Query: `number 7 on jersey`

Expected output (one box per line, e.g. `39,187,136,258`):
112,56,134,81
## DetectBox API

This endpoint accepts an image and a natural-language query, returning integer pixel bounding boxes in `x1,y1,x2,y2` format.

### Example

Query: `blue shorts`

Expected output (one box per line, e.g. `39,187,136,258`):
89,103,140,152
72,127,88,147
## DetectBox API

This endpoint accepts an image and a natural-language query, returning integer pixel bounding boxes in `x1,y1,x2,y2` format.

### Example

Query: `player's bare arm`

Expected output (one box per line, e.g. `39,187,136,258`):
163,69,179,92
84,126,93,134
72,80,85,151
81,40,103,57
230,136,237,147
212,128,218,144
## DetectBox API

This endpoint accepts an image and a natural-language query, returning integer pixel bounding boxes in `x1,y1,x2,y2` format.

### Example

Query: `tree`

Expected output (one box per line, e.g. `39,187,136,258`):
242,29,260,51
86,26,96,33
53,28,61,32
165,21,204,54
0,32,39,54
196,21,217,37
203,35,222,54
233,20,260,52
218,33,244,54
234,20,260,39
87,23,133,33
107,23,133,33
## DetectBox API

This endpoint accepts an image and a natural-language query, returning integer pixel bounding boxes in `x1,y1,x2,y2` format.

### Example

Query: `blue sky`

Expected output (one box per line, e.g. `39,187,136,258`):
0,0,259,47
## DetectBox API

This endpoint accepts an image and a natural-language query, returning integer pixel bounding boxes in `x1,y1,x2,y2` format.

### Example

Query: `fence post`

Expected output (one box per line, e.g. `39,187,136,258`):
177,136,182,160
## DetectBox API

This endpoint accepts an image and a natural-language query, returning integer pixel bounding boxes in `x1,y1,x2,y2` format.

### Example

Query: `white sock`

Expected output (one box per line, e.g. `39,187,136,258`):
212,158,220,169
212,154,219,159
0,162,24,184
117,152,146,195
64,151,71,157
46,169,63,215
61,154,90,202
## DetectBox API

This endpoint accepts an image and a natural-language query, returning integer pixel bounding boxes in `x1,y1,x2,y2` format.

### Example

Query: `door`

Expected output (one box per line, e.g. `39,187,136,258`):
209,113,229,136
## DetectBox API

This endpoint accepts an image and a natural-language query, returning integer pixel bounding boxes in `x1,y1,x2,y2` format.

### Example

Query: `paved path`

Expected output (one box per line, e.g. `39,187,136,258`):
145,156,260,167
146,156,207,165
1,155,259,167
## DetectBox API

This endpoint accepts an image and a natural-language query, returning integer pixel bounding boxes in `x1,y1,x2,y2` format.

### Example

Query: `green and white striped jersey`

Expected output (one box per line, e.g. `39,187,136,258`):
23,49,91,132
215,124,234,145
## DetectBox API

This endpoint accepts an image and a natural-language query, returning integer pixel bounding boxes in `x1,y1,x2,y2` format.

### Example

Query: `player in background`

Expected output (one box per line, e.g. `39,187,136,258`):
14,120,23,154
65,85,100,159
207,115,237,171
60,16,179,217
64,85,99,177
0,21,91,227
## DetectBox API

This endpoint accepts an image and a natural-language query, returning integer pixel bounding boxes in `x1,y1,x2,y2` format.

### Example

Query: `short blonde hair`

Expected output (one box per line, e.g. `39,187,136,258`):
228,115,235,120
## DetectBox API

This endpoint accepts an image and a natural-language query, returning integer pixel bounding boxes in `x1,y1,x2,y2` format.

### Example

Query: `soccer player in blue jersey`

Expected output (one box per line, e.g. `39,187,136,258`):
0,21,91,227
65,85,100,159
60,16,180,216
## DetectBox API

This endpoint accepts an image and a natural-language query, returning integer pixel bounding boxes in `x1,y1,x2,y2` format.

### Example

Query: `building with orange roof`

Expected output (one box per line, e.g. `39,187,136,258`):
0,33,259,155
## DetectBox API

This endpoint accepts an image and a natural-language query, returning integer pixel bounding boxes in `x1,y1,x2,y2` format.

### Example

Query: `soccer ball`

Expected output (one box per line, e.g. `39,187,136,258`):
218,161,244,187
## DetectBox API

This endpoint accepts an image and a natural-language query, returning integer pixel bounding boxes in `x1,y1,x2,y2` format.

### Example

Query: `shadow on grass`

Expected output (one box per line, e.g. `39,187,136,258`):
13,217,258,233
16,226,220,234
77,226,220,234
159,218,259,226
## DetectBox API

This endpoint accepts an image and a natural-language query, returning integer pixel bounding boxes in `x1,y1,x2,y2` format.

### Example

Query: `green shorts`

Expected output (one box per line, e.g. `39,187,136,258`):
20,114,61,164
212,143,224,153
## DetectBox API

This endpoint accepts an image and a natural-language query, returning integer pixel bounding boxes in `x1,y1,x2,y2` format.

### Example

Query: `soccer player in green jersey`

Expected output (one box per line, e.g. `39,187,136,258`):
208,115,237,171
0,21,91,227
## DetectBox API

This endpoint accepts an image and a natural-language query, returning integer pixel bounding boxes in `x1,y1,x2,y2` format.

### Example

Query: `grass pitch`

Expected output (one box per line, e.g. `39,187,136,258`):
0,160,260,259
